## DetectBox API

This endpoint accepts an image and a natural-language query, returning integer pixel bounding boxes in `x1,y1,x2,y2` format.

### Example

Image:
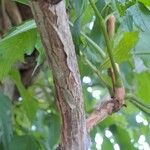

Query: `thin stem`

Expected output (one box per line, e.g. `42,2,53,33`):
126,94,150,110
69,21,106,60
89,0,122,87
128,100,150,117
81,32,106,59
82,54,111,88
135,52,150,55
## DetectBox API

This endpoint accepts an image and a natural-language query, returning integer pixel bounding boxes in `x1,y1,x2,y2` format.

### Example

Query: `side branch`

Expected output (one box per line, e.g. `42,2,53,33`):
86,97,124,132
87,14,125,132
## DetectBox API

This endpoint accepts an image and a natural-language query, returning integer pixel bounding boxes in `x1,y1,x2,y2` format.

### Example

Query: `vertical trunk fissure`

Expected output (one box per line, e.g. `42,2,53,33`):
30,1,88,149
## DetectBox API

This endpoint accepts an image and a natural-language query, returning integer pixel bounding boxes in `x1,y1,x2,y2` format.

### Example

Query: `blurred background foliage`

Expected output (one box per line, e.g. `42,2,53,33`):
0,0,150,149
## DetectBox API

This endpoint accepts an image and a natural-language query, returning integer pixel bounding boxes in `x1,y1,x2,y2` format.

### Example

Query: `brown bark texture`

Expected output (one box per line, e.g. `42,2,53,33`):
30,0,88,149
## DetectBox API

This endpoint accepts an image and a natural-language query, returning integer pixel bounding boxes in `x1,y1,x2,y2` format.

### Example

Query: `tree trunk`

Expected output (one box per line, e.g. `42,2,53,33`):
30,1,88,149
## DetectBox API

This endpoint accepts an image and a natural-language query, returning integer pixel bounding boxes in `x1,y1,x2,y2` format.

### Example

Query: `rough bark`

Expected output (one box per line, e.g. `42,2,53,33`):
30,1,88,149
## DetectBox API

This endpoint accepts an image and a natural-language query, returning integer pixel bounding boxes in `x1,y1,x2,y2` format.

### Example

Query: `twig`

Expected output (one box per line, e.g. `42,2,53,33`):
81,32,106,59
128,100,150,116
86,3,126,132
86,96,124,132
69,21,106,59
89,0,122,87
82,54,111,88
126,94,150,110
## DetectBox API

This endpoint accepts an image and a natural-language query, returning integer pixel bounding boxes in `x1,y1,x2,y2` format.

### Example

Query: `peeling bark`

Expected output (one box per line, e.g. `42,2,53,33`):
30,1,88,149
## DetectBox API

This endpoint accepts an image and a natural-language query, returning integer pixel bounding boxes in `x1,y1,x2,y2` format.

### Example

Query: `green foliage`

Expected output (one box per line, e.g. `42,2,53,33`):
116,0,136,16
129,3,150,31
110,124,137,150
10,69,38,122
138,0,150,9
135,32,150,68
13,0,29,5
101,136,113,150
0,92,12,150
100,31,139,70
44,114,60,149
9,135,41,150
0,20,37,80
135,72,150,104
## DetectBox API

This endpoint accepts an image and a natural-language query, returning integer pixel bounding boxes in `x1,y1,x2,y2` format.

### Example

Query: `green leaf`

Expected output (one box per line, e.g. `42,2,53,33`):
135,71,150,104
82,85,96,112
35,35,45,66
32,35,45,75
138,0,150,10
0,92,12,150
81,5,94,27
109,124,137,150
46,114,60,149
139,0,150,6
13,0,29,5
0,20,37,80
35,111,60,150
13,106,31,132
81,32,106,59
135,32,150,68
90,0,107,48
9,70,37,122
135,32,150,54
71,0,86,54
74,0,85,16
9,135,40,150
115,0,136,16
129,3,150,31
124,13,134,31
71,19,82,55
100,31,139,70
101,136,113,150
4,20,36,39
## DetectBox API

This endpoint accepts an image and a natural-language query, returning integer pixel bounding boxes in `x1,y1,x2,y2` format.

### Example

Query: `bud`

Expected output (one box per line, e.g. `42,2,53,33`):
107,15,116,38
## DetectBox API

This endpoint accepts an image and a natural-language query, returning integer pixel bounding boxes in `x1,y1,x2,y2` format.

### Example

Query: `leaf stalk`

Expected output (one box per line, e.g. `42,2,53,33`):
89,0,122,87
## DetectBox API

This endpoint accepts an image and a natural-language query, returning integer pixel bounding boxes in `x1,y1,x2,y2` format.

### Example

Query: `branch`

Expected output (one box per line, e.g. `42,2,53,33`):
128,100,150,116
69,22,106,60
86,3,126,132
81,32,106,59
126,94,150,115
89,0,122,87
87,93,150,132
86,96,124,132
82,54,111,88
126,94,150,109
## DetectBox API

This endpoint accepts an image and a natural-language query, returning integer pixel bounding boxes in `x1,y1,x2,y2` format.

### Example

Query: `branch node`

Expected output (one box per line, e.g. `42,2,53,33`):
86,96,126,132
